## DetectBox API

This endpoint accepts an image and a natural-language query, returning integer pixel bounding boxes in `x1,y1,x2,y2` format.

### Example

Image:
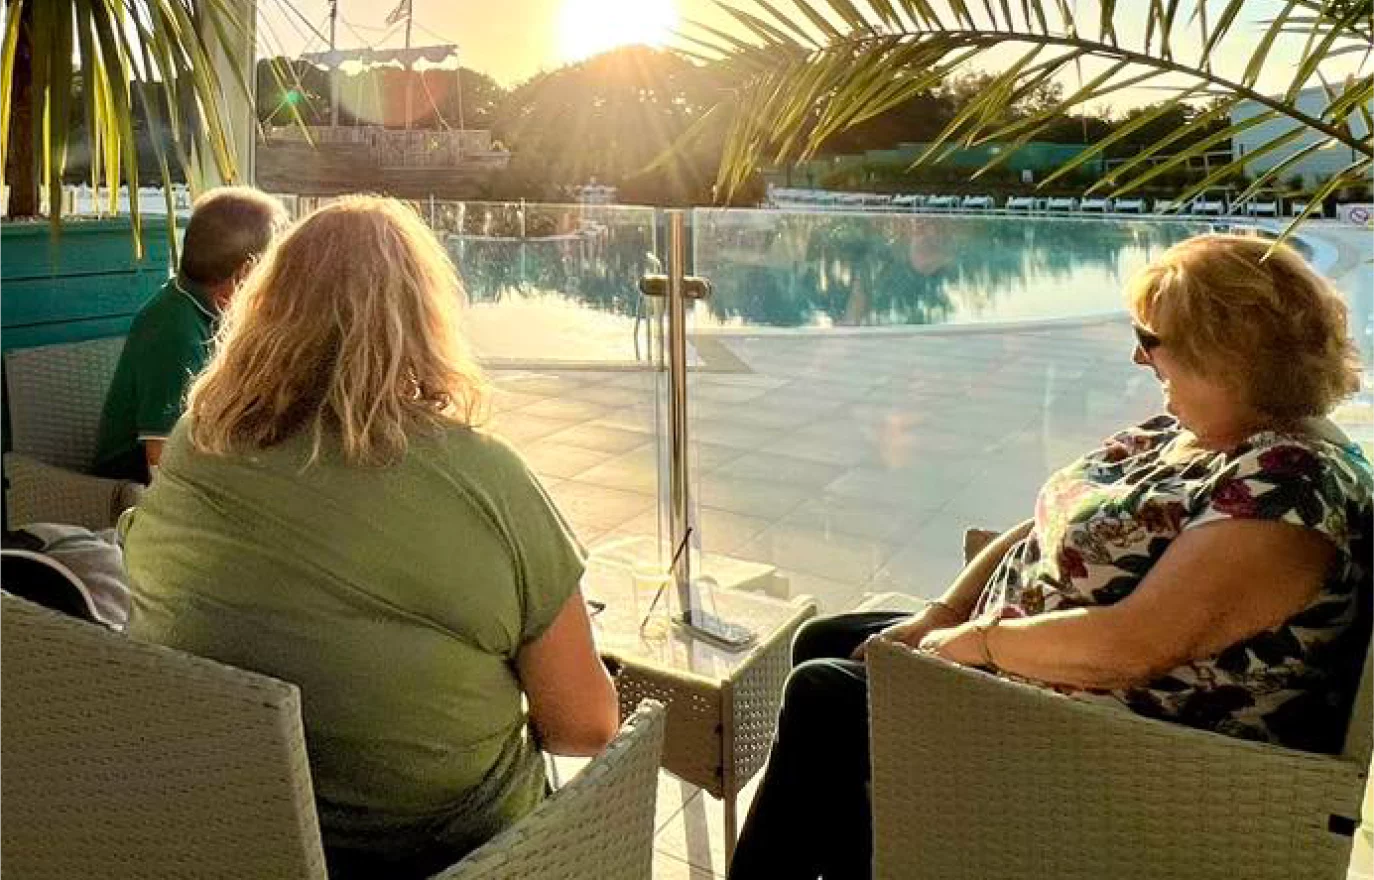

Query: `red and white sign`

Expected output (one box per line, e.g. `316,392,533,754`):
1336,203,1372,226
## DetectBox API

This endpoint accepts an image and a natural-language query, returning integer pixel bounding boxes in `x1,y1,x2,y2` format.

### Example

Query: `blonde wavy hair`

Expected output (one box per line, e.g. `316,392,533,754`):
1126,233,1361,422
188,195,487,464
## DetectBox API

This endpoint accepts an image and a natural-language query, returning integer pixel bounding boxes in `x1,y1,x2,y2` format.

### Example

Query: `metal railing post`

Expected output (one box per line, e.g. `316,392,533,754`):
665,210,693,610
640,211,711,611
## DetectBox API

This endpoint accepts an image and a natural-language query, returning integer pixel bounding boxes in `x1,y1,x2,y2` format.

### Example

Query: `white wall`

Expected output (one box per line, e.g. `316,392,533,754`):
1230,86,1372,189
197,0,257,187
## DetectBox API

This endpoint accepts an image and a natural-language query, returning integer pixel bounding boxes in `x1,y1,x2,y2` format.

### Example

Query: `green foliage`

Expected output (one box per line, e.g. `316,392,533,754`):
2,0,257,256
477,153,561,203
494,46,728,205
254,60,505,132
688,0,1373,243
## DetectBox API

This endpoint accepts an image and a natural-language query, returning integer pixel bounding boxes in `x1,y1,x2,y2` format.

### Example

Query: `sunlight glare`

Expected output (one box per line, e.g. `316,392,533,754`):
558,0,678,62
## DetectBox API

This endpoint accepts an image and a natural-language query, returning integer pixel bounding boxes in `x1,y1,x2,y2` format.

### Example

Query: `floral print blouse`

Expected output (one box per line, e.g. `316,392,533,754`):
976,415,1373,753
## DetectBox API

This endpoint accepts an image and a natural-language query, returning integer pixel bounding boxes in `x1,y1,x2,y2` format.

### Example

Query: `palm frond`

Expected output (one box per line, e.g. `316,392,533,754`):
1030,83,1206,186
0,0,23,171
1083,98,1241,191
1167,126,1307,206
1246,0,1302,89
1230,137,1336,206
689,0,1373,242
1286,0,1374,101
1282,154,1373,243
2,0,255,245
1200,0,1248,70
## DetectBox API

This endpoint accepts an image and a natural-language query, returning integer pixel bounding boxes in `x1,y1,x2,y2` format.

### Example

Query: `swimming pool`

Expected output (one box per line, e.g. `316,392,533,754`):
446,208,1212,332
693,211,1210,328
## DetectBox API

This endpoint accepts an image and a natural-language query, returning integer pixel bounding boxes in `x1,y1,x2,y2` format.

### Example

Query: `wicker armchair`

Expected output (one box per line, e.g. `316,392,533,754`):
1,592,329,880
863,611,1372,880
433,701,667,880
1,594,668,879
3,337,140,529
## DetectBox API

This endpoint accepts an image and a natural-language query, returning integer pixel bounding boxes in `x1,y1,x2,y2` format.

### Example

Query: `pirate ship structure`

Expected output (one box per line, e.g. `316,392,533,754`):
257,0,511,198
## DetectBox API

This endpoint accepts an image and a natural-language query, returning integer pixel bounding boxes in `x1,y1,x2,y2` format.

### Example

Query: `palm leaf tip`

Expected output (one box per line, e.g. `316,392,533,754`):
696,0,1373,224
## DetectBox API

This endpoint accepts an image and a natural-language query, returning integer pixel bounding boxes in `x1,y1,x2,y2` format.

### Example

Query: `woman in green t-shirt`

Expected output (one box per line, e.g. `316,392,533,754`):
123,196,619,879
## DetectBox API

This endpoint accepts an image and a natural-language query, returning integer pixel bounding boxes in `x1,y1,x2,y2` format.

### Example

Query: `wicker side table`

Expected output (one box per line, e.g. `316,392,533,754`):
585,574,817,863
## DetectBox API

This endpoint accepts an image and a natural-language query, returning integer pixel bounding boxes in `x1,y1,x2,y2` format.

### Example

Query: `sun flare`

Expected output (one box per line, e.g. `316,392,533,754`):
558,0,678,63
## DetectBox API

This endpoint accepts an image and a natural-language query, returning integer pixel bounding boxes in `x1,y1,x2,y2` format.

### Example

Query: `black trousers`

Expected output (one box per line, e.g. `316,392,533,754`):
728,611,911,880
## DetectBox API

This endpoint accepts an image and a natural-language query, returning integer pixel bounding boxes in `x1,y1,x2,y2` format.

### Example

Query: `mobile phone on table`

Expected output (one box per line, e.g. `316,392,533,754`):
673,609,757,652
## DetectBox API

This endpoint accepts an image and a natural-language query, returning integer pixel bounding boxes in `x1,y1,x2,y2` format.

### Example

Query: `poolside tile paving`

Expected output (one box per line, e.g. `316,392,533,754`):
502,323,1158,878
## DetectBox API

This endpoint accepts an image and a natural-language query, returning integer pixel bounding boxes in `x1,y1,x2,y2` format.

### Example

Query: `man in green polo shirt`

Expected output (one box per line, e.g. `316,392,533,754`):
94,188,287,483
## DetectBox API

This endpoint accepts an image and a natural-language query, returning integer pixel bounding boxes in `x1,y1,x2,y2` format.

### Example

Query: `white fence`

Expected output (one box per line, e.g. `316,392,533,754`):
263,125,506,170
18,184,196,217
765,186,1359,219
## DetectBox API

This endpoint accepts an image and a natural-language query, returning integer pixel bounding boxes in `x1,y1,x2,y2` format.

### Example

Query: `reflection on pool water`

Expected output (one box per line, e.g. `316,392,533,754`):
446,207,1210,331
693,211,1209,328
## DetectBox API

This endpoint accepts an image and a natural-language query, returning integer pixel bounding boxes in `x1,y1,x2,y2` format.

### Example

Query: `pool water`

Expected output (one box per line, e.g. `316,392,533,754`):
447,208,1211,333
693,211,1208,328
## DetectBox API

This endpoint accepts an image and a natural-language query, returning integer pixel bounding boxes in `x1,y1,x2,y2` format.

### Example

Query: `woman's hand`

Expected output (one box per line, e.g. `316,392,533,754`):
851,602,963,660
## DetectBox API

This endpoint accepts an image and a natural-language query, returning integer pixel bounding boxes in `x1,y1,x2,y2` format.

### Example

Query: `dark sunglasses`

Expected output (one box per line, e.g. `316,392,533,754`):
1132,323,1162,352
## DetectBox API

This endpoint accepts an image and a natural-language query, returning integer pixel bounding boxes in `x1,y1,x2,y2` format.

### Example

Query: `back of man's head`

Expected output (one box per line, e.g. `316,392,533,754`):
179,188,288,286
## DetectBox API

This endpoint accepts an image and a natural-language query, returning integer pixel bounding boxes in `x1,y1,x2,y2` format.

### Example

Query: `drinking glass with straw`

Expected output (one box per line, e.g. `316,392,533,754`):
638,527,692,638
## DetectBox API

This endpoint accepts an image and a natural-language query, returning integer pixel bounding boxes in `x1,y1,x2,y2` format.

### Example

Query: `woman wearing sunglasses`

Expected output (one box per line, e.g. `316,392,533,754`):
730,233,1373,880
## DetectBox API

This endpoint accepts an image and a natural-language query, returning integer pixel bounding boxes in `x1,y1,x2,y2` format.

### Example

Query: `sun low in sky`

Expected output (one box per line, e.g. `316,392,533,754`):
557,0,678,63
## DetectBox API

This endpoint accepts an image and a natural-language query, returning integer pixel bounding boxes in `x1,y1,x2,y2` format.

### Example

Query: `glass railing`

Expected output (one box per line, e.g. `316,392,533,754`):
103,190,1374,613
328,198,1370,613
684,208,1374,612
420,201,673,579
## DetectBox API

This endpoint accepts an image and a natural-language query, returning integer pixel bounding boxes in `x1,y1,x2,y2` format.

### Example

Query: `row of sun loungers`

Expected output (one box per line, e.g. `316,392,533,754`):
768,188,1314,217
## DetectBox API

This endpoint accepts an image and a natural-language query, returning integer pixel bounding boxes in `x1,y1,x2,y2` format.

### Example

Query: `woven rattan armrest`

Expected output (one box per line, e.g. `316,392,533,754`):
4,452,143,530
431,701,667,880
867,639,1366,880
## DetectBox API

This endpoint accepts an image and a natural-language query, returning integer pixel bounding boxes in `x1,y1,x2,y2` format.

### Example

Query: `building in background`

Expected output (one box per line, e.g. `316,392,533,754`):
1231,85,1372,190
257,44,511,199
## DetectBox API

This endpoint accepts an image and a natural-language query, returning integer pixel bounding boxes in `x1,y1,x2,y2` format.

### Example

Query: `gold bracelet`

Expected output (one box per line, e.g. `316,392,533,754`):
973,617,1002,672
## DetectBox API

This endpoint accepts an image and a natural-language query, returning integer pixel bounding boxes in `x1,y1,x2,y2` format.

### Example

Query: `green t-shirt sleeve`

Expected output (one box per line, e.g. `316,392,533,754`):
130,323,208,438
487,442,586,646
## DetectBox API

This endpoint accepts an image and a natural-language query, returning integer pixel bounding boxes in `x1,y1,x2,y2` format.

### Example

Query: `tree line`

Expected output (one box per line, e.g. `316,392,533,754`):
61,46,1236,206
257,47,1244,205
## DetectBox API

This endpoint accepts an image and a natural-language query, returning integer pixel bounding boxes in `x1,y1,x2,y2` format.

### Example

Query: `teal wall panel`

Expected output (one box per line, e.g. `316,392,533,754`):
2,217,176,278
3,274,163,326
1,218,181,463
1,316,139,351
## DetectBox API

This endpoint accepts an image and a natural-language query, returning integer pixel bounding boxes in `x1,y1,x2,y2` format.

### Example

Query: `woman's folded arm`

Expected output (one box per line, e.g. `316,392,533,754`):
923,519,1336,691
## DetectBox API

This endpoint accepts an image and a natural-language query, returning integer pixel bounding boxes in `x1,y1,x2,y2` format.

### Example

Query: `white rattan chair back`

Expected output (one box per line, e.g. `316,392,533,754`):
0,593,329,880
868,637,1370,880
2,591,669,880
866,495,1372,879
4,336,126,471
